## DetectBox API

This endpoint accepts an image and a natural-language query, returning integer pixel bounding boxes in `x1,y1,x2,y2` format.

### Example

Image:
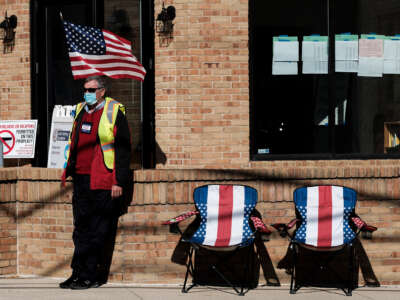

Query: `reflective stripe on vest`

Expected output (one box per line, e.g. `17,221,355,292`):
98,97,125,169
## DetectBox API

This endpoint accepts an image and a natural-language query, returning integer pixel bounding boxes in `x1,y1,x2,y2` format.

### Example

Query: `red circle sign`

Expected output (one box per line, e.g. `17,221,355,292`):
0,130,16,155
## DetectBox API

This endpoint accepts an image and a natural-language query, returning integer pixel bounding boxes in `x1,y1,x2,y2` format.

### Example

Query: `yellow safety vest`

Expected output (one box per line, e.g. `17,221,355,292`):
66,97,126,170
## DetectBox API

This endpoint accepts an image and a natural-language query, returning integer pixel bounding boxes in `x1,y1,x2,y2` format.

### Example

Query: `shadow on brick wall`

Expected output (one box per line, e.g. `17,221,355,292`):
0,167,398,284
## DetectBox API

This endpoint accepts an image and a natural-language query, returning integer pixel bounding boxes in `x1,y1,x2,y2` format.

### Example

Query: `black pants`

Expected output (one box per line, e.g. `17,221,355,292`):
71,174,119,282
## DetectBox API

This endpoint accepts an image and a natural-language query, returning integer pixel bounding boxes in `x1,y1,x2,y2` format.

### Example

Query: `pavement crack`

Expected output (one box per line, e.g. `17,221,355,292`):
125,287,144,300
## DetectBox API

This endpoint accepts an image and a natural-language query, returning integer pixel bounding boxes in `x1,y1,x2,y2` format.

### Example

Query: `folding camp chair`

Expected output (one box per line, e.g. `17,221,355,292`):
272,185,377,296
163,184,271,295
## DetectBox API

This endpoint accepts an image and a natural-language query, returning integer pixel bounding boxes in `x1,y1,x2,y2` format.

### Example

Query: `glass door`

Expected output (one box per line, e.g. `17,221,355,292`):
31,0,155,167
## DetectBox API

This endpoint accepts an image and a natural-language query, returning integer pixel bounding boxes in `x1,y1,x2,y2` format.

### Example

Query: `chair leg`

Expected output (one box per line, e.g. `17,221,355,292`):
346,244,355,296
182,283,196,293
290,271,296,294
290,269,300,294
182,247,195,293
343,285,352,297
240,244,253,295
290,243,299,294
211,265,243,295
210,245,254,295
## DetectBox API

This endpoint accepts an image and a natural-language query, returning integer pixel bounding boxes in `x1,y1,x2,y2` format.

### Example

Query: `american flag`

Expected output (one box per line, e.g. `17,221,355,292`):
189,185,257,247
293,186,356,248
63,20,146,81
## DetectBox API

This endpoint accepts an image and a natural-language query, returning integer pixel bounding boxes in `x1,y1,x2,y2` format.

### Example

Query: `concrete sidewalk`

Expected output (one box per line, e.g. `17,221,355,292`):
0,277,398,300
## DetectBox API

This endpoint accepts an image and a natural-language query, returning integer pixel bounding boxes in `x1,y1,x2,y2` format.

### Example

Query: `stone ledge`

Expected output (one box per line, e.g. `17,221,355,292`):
1,165,400,183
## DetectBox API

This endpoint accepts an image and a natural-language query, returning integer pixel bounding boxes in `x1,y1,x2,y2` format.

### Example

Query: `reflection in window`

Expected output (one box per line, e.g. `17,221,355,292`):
104,1,142,168
251,0,328,156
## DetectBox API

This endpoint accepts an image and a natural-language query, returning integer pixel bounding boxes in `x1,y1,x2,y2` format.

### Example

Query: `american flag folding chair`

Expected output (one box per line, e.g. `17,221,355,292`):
272,185,377,296
163,184,272,295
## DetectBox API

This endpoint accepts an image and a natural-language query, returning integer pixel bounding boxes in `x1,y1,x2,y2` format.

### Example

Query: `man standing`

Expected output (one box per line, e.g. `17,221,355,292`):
60,76,131,289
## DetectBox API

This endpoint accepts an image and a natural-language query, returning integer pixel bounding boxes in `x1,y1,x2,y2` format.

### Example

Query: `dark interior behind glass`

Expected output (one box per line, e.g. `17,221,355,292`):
251,0,400,159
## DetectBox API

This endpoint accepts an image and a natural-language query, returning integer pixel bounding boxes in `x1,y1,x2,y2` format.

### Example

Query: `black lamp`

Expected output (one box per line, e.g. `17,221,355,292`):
156,2,175,39
0,11,17,53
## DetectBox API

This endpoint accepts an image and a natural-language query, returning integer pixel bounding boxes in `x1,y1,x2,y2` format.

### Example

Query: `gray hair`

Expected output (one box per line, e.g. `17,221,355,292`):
84,76,108,90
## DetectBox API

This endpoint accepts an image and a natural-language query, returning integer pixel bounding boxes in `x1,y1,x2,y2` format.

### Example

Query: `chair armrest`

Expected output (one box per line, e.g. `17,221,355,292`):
250,216,272,234
363,225,378,232
162,211,199,225
351,217,377,239
351,217,377,232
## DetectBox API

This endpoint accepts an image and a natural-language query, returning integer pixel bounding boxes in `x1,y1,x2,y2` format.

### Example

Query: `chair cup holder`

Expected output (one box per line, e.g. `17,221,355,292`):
260,233,270,242
361,231,373,240
169,223,180,234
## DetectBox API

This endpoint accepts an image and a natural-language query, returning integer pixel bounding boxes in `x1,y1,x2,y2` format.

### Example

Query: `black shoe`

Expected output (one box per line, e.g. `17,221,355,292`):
91,281,104,288
70,279,96,290
59,275,79,289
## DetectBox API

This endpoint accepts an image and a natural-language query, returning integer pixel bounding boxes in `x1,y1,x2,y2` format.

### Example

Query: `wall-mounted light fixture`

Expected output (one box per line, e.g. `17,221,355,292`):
0,11,17,54
156,2,175,46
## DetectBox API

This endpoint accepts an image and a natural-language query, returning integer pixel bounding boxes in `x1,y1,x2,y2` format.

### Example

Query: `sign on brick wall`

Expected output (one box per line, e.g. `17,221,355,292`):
0,120,38,158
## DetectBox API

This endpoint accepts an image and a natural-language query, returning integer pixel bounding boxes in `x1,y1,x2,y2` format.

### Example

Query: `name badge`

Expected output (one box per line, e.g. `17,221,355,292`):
81,122,92,134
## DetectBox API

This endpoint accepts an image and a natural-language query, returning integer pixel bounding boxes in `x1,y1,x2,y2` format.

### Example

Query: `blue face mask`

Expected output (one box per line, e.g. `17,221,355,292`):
84,92,97,105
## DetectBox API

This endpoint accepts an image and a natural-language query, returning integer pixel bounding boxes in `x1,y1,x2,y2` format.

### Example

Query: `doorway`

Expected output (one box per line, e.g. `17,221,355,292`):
31,0,155,168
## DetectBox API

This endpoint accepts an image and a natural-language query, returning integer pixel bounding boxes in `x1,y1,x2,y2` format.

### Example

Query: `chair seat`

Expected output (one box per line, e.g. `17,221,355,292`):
297,243,345,252
199,244,240,252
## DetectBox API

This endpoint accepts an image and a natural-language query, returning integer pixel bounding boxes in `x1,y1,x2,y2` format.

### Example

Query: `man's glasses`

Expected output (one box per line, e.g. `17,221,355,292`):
83,87,103,93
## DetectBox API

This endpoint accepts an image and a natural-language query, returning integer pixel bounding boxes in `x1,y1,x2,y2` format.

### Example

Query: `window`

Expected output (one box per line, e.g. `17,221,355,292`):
250,0,400,159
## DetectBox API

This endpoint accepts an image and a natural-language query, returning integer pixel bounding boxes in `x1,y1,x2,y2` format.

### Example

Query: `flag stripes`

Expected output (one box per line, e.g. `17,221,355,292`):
190,185,257,247
63,20,146,81
294,186,356,247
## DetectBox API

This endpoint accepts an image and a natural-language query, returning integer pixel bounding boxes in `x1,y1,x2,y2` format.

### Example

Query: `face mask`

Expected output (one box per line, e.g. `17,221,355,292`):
84,92,97,105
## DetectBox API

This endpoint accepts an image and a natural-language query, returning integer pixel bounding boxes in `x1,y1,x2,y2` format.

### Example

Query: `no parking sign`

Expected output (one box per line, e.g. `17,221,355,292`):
0,120,38,158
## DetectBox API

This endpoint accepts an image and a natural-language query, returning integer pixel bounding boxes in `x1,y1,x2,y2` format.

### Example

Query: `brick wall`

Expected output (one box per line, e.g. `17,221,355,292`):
154,0,250,168
0,0,31,120
0,0,399,287
0,169,17,275
1,166,400,285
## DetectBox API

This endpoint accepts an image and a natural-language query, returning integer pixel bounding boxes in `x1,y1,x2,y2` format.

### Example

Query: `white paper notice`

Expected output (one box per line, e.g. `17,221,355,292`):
335,40,358,60
384,40,400,60
303,61,328,74
359,39,384,58
358,57,383,77
336,61,358,73
302,41,328,61
273,41,299,61
384,60,400,74
272,61,298,75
